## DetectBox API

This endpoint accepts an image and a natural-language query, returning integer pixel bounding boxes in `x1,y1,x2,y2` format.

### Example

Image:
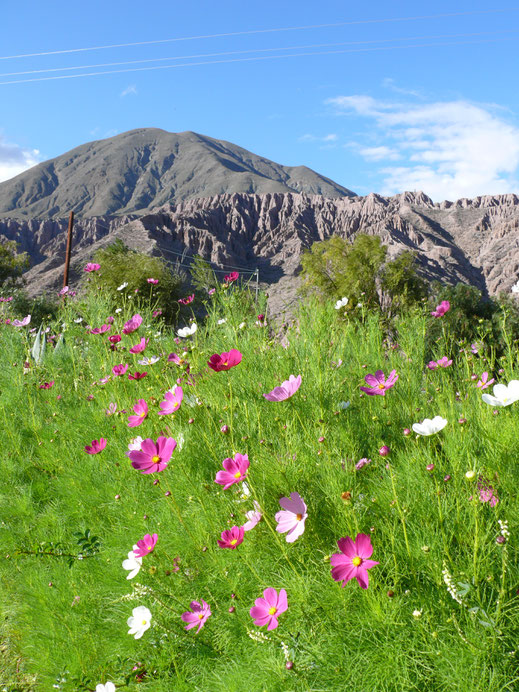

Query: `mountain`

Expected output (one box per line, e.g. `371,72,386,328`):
4,190,518,320
0,128,354,219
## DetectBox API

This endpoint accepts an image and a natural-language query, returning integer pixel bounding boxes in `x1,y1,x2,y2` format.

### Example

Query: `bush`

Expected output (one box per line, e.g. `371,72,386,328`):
0,239,30,286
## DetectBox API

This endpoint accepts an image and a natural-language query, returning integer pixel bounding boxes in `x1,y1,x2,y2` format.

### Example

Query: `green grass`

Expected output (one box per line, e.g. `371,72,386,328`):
0,289,518,691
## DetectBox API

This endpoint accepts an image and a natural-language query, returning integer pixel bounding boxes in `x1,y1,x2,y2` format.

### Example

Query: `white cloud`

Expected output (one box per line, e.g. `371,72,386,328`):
0,136,42,183
299,133,338,147
327,95,519,201
121,85,137,97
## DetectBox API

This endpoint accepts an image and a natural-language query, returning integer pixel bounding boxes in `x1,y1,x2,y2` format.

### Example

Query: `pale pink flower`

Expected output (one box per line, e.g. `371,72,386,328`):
263,375,302,402
477,372,495,390
250,588,288,630
275,492,307,543
242,501,262,531
12,314,31,327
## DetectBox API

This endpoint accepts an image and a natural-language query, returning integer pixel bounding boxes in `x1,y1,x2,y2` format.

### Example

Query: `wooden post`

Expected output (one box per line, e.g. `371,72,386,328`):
63,211,74,289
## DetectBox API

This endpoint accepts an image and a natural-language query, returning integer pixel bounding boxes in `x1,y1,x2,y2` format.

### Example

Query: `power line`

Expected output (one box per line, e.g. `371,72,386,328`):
1,29,516,78
1,35,517,86
1,8,517,60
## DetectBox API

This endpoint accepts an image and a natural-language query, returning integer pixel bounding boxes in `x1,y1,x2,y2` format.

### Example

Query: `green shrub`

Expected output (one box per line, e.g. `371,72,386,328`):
0,239,30,286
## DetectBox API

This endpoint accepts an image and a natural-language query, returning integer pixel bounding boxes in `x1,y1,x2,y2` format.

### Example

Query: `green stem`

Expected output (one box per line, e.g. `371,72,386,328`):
388,463,411,559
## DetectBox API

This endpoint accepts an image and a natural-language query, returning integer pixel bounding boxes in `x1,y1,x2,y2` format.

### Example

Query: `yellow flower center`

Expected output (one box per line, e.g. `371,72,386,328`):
230,539,238,545
147,545,152,551
152,455,161,463
140,411,146,417
352,556,362,567
223,361,228,366
233,472,241,479
377,383,385,389
141,619,147,625
296,513,303,521
173,402,179,409
268,607,277,616
198,613,204,619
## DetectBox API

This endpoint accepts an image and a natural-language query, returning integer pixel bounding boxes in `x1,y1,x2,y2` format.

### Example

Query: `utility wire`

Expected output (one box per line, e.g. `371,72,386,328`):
1,29,516,77
1,8,517,60
1,36,517,86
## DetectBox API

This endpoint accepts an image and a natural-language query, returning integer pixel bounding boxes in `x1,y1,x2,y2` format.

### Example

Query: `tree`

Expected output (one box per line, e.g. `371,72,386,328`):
190,255,218,293
0,240,30,286
380,251,428,312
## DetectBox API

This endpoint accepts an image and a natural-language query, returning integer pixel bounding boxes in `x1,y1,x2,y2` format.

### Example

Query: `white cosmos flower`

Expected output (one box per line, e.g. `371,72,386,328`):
335,297,349,309
117,282,129,291
177,323,197,338
238,322,246,329
122,545,142,580
127,605,152,639
74,317,83,323
412,416,448,436
115,308,122,313
96,683,116,692
217,318,227,325
138,356,160,365
481,380,519,407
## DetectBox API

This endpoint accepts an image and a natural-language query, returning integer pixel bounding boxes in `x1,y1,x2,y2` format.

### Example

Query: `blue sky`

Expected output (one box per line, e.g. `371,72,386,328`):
1,0,519,202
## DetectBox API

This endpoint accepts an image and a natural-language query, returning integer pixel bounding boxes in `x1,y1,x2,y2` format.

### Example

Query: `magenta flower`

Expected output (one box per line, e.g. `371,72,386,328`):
128,371,148,380
275,492,307,543
147,278,159,284
89,324,111,335
181,600,211,633
84,438,107,454
158,386,184,415
427,361,439,370
128,399,148,427
477,477,499,507
217,525,245,549
109,334,122,344
39,381,55,389
250,588,288,631
84,263,101,272
330,533,379,589
178,294,194,305
224,272,239,283
122,314,143,335
168,352,184,365
263,375,302,402
477,372,495,390
207,349,242,372
134,533,158,558
431,300,450,318
360,369,398,396
129,337,149,354
215,453,249,489
112,363,129,377
437,356,452,368
129,436,177,474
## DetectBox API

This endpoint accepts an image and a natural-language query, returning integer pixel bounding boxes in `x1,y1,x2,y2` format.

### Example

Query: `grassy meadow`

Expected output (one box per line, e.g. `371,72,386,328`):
1,284,518,691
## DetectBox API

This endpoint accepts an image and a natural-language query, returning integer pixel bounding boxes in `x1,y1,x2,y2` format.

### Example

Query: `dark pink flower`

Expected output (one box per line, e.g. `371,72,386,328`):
84,438,107,454
215,453,249,489
84,263,101,272
330,533,379,589
128,371,148,380
263,375,302,402
158,386,183,415
128,399,148,427
39,381,55,389
112,364,129,377
360,369,398,396
129,337,149,354
379,445,390,456
181,600,211,633
178,294,194,305
207,349,242,372
89,324,111,335
217,525,244,549
477,372,495,390
168,352,184,365
250,588,288,630
122,314,143,335
129,436,177,474
431,300,450,318
109,334,122,344
147,278,159,284
134,533,158,558
224,272,239,283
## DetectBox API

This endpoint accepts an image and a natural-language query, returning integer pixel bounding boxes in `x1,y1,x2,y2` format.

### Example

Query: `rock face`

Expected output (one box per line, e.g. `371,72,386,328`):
0,129,354,219
3,191,519,320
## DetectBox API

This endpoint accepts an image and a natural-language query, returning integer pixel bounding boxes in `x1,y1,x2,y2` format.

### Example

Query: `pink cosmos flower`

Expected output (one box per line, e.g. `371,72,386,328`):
122,314,143,335
275,492,307,543
224,272,239,283
112,363,129,376
128,371,148,380
477,476,499,507
250,588,288,631
242,501,262,531
129,337,149,354
105,402,117,415
128,399,148,427
207,349,242,372
84,438,107,454
84,263,101,272
12,315,31,327
360,369,399,396
129,436,177,474
263,375,302,402
109,334,122,344
168,352,185,365
427,361,439,370
436,356,452,368
477,372,495,390
217,526,245,549
59,286,69,296
178,294,194,305
330,533,379,589
355,458,372,470
158,386,183,415
431,300,450,318
134,533,158,558
208,288,216,296
181,600,211,633
147,278,159,284
89,324,111,335
39,381,54,389
215,453,249,489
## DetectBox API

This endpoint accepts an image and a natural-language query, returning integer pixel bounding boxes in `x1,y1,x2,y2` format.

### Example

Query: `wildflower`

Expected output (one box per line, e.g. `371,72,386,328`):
168,352,184,365
243,501,262,531
122,545,142,579
412,416,448,436
263,374,302,402
117,282,128,291
138,356,160,365
125,436,143,457
442,563,464,604
379,445,390,456
275,492,307,543
129,436,177,474
360,369,398,396
12,314,31,327
217,318,227,325
338,400,350,409
128,371,148,380
177,323,197,338
96,683,116,692
238,322,246,329
39,381,54,389
84,438,107,454
481,380,519,407
112,363,129,377
59,286,69,296
250,588,288,630
89,324,111,335
128,399,148,427
476,372,495,390
84,263,101,272
147,278,159,284
436,356,452,368
225,271,239,283
207,349,242,372
127,605,152,639
178,294,194,305
431,300,450,318
412,609,422,619
129,337,148,354
335,297,349,309
182,600,211,632
355,458,372,470
465,470,476,480
217,526,245,549
208,288,216,296
477,477,499,507
215,453,249,489
330,533,379,589
122,314,143,335
134,533,158,558
105,402,117,415
108,334,121,345
220,424,230,434
158,386,183,415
